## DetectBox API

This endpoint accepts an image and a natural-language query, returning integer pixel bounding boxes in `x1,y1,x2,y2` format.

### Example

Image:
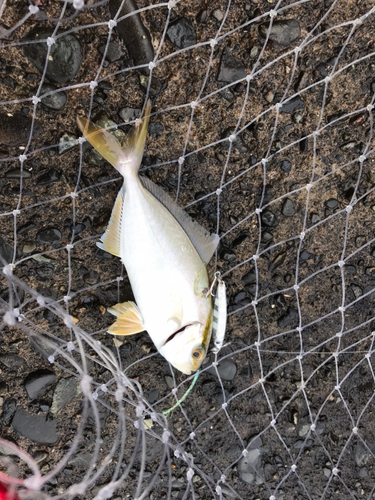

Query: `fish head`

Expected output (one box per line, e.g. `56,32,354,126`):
159,319,212,375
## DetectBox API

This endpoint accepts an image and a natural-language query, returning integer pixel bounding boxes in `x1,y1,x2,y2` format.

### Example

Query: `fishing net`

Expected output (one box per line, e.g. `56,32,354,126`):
1,0,375,498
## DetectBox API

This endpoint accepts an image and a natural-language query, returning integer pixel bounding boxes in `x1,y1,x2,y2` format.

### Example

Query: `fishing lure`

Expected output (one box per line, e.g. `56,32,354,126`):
208,272,227,353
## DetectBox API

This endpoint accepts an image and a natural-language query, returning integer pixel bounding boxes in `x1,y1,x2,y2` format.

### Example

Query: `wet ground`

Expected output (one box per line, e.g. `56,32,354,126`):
1,0,375,499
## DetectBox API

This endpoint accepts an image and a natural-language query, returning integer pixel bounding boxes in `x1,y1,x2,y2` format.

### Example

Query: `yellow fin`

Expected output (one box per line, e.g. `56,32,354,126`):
77,116,125,169
97,186,124,257
107,301,144,336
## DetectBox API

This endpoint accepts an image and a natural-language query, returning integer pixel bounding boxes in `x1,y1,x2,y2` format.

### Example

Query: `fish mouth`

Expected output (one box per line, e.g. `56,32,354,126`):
164,324,192,345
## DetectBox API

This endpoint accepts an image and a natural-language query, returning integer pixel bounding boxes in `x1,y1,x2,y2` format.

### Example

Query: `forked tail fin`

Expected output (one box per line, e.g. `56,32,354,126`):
77,100,151,177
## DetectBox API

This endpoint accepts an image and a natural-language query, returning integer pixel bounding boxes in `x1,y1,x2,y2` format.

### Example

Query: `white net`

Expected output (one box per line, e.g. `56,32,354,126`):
1,0,375,498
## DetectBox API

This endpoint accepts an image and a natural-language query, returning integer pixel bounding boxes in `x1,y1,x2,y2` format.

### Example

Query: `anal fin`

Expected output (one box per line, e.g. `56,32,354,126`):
107,301,144,336
99,186,124,257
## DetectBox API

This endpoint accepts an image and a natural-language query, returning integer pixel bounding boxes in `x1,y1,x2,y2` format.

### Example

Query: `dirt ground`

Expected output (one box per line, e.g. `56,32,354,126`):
1,0,375,499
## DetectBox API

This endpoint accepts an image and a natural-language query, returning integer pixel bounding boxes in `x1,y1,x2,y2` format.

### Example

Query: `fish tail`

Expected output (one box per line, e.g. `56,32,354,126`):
77,100,151,178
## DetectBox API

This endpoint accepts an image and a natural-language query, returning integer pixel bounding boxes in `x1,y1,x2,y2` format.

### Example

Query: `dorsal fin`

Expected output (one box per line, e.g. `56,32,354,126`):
140,176,220,264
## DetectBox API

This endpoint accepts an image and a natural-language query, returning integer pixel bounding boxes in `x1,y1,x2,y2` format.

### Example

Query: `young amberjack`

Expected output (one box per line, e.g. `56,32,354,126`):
77,101,219,374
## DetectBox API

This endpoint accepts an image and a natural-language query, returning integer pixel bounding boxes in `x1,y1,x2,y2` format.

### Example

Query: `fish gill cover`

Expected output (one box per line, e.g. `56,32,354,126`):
0,0,374,499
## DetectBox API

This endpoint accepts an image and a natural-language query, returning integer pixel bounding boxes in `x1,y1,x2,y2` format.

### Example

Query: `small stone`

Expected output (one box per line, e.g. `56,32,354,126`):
167,17,196,49
146,389,159,404
83,270,100,285
311,213,320,224
41,84,67,110
281,96,304,114
280,160,291,173
119,107,141,122
268,252,286,273
37,227,62,245
282,198,295,217
51,377,82,414
12,408,58,444
5,168,32,179
213,9,224,22
98,41,125,62
237,436,263,484
242,270,256,285
196,10,207,24
37,168,61,185
0,354,25,368
300,250,311,261
261,210,277,227
325,198,339,209
208,358,237,381
0,381,8,395
22,27,82,83
293,112,303,124
259,19,301,47
278,307,299,329
0,112,42,146
265,91,274,103
0,398,17,425
217,47,247,84
59,132,78,155
148,122,164,135
165,376,174,389
0,236,13,264
24,369,57,399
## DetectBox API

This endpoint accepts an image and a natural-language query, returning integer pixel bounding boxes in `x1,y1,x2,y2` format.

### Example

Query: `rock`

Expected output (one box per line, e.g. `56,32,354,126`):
0,354,25,368
167,17,196,49
280,96,304,114
83,270,100,285
22,27,82,83
119,107,141,122
0,397,17,425
37,168,61,185
146,389,159,404
98,41,126,62
148,122,164,135
51,377,82,414
280,160,291,173
259,19,301,47
281,198,295,217
278,307,299,329
237,436,264,485
217,47,247,84
37,227,62,245
0,112,42,146
0,381,8,395
59,132,78,155
268,252,286,273
0,236,13,264
242,270,256,285
261,210,277,227
300,249,311,260
5,168,32,179
24,369,57,399
213,9,224,22
41,84,67,110
207,358,237,381
325,198,339,209
12,408,58,444
109,0,154,71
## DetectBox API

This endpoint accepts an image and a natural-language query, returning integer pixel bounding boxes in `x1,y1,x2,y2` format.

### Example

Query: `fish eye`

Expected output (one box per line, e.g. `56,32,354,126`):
192,345,205,360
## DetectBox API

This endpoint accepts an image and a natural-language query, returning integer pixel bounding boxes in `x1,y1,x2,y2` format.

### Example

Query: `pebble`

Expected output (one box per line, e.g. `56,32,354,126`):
213,9,224,22
119,107,141,122
278,307,299,329
300,249,311,261
261,210,277,227
83,270,100,285
259,19,301,46
0,236,13,264
311,213,320,224
280,160,291,173
0,381,8,395
299,137,308,152
146,389,159,404
51,377,82,414
237,436,264,484
148,122,164,135
22,27,82,83
37,168,61,185
196,10,208,24
59,132,78,155
217,48,247,84
0,354,25,368
12,408,58,444
165,376,174,389
5,168,32,179
37,227,62,245
98,41,126,63
167,17,197,49
282,198,295,217
242,270,256,285
41,84,67,111
24,369,57,399
0,397,17,426
0,112,42,146
268,251,286,273
280,96,304,114
325,198,339,209
207,358,237,381
109,0,154,71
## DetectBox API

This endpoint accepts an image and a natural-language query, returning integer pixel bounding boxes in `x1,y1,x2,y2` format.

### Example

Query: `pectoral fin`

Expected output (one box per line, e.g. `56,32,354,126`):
107,301,145,336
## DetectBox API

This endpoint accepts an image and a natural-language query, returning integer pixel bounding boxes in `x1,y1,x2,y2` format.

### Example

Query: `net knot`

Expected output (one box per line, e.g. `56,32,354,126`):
242,449,248,457
13,209,20,216
252,254,259,261
293,284,300,291
299,232,305,240
220,474,226,483
291,464,297,472
294,46,302,54
270,419,276,427
297,354,302,361
216,188,222,196
172,387,178,395
332,467,339,476
353,17,362,27
189,432,195,440
337,260,345,268
148,61,156,70
335,384,340,391
37,296,45,306
48,355,55,364
80,374,92,394
100,384,108,393
115,388,123,401
190,100,199,109
367,104,374,111
365,353,371,359
174,448,180,458
222,402,227,409
270,496,276,500
70,191,78,199
73,0,84,9
2,264,14,276
352,427,358,434
136,403,145,417
29,5,39,14
251,300,258,306
216,485,222,495
168,0,177,9
310,423,316,431
68,483,86,496
245,74,252,83
108,19,117,30
255,208,262,214
47,37,55,47
305,183,313,191
275,102,282,111
19,154,27,162
336,332,342,338
24,475,43,490
324,76,331,84
162,430,170,443
178,156,185,165
90,81,98,90
259,378,265,384
63,295,71,303
32,96,41,105
3,308,20,326
67,341,75,352
187,468,194,481
209,38,218,48
228,134,236,143
66,244,74,250
261,158,268,166
92,391,98,401
338,306,345,312
78,136,86,144
358,154,366,163
269,9,277,18
296,326,302,332
255,341,260,347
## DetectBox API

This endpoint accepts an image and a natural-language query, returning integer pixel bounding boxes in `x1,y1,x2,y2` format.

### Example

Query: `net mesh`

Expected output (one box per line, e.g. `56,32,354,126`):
1,0,375,498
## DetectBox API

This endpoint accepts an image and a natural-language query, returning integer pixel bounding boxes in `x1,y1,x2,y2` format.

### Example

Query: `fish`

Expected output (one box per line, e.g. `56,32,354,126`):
77,101,219,374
